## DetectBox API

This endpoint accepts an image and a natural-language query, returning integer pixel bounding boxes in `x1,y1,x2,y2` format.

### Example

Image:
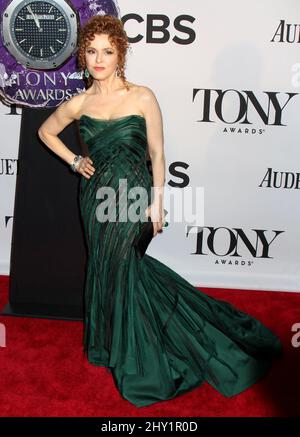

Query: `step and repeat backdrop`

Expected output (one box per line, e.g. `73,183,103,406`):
0,0,299,291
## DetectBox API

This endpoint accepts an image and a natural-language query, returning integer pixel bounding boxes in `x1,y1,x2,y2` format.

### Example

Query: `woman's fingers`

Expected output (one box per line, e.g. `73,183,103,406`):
144,205,165,237
85,158,95,170
78,157,95,179
85,165,95,175
83,159,95,172
153,220,163,237
80,168,91,179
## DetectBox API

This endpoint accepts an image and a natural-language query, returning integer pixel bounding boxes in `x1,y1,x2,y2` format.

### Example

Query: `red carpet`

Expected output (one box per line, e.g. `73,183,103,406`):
0,274,299,417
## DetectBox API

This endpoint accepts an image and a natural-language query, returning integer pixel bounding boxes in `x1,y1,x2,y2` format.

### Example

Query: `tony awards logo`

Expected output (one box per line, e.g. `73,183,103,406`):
192,88,298,134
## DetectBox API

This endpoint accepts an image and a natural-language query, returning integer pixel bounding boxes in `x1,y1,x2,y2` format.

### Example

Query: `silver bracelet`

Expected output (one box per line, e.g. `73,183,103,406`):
70,155,83,172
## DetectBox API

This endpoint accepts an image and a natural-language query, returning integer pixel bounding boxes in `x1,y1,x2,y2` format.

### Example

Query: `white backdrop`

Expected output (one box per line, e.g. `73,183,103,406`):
1,0,300,292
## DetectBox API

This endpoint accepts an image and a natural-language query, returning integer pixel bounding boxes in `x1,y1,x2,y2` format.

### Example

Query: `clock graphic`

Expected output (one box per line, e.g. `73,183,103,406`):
2,0,79,70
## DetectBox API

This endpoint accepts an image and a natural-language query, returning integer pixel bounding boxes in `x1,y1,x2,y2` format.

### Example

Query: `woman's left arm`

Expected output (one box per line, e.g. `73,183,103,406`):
139,86,166,237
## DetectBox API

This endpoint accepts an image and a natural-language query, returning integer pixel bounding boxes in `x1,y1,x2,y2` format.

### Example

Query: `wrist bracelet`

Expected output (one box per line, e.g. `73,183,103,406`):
70,155,83,172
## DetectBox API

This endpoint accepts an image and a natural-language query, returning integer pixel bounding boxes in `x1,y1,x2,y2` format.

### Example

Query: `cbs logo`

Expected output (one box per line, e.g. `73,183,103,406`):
122,14,196,44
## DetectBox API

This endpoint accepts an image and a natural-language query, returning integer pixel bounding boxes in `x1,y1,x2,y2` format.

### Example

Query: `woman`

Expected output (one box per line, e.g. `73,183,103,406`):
38,15,282,408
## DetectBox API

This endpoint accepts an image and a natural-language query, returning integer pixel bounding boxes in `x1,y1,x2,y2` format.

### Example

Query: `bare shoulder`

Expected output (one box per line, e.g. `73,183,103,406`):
128,82,160,119
57,91,87,120
130,84,161,118
125,81,156,99
136,84,157,101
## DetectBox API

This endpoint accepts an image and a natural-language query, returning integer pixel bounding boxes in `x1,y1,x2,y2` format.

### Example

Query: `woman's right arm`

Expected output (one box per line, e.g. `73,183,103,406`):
38,95,95,179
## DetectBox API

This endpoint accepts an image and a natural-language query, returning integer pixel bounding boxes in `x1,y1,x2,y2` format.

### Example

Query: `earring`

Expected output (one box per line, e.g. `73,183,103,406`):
115,65,121,77
84,68,90,78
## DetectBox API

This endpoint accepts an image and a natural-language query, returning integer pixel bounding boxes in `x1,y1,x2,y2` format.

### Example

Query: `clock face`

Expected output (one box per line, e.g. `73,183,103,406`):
13,1,69,61
2,0,79,70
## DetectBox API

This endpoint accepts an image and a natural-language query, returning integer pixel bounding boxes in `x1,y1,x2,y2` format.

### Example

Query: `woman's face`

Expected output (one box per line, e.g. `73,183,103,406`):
85,33,119,80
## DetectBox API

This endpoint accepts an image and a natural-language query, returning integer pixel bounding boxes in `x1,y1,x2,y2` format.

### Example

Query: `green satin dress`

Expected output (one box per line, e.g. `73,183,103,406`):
78,114,282,407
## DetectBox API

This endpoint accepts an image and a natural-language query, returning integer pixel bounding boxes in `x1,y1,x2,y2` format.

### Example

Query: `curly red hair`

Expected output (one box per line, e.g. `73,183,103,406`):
77,15,130,90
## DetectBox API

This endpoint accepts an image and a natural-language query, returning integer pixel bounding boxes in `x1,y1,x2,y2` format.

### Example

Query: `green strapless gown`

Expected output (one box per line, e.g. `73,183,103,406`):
78,114,282,407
